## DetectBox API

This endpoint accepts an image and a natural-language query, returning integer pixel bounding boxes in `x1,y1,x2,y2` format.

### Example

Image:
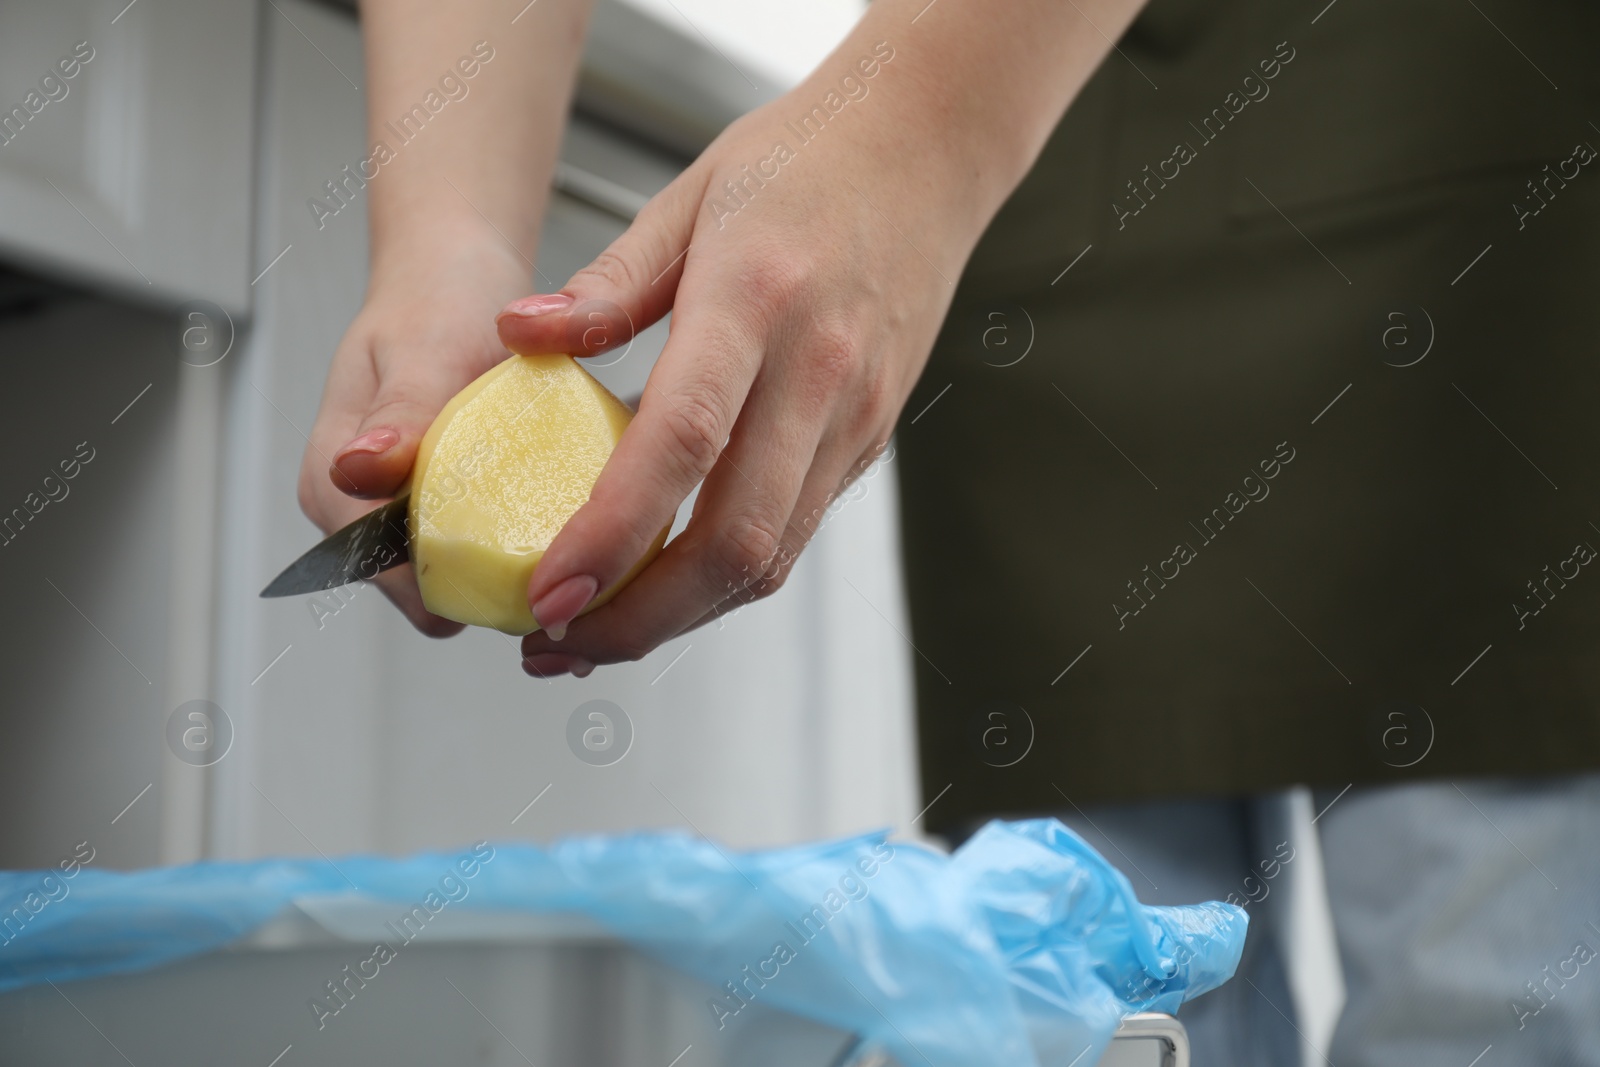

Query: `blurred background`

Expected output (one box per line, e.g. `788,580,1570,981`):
0,4,1366,1063
0,0,924,874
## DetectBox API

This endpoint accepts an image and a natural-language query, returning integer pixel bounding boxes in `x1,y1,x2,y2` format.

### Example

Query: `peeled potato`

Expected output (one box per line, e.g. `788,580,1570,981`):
409,354,668,635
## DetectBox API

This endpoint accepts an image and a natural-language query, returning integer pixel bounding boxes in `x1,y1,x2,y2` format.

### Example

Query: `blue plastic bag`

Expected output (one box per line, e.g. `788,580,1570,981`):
0,819,1245,1067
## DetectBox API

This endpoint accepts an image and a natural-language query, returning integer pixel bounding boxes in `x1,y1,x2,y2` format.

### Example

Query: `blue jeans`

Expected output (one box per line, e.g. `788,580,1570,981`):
1057,773,1600,1066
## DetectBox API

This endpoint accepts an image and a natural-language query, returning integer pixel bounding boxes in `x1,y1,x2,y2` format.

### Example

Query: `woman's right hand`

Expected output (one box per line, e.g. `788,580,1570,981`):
298,231,532,636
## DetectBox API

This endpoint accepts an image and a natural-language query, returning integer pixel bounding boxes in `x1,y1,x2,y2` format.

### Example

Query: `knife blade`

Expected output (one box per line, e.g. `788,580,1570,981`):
259,494,413,598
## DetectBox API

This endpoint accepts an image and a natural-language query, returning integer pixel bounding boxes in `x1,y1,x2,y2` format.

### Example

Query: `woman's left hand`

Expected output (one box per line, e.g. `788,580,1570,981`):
500,0,1143,676
500,54,989,676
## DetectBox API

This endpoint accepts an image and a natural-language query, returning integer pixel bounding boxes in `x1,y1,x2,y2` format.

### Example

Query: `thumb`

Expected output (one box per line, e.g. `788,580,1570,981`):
330,357,477,499
496,173,702,359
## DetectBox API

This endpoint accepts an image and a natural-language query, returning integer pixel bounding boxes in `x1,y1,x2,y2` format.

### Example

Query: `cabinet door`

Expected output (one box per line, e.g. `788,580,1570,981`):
0,0,256,312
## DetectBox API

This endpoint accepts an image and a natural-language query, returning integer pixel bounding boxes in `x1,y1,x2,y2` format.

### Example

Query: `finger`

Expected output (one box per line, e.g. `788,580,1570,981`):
329,355,495,500
522,651,594,679
672,437,887,640
519,361,837,664
495,168,704,358
371,563,466,639
519,285,765,637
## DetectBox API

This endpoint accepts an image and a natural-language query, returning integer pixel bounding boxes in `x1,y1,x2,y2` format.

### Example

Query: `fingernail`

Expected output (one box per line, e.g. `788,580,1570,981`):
531,574,599,640
501,293,575,318
335,427,400,460
569,657,596,679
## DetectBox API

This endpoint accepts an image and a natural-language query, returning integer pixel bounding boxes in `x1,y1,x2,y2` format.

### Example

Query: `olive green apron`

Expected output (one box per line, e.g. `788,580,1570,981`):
898,0,1600,830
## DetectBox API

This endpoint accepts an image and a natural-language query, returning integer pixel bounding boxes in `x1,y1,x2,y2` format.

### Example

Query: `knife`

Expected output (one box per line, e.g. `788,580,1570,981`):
259,495,412,598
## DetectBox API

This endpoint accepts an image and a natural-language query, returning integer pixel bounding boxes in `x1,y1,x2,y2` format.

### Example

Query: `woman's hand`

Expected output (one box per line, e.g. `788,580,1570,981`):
298,234,531,636
294,0,590,634
506,0,1152,675
503,44,1006,676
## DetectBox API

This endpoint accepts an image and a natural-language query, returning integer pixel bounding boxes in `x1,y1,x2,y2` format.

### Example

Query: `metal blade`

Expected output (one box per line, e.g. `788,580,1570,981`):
259,495,412,598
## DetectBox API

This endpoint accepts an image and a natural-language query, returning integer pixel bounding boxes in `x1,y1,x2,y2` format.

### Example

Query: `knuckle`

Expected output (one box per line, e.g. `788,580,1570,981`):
833,352,894,438
855,364,893,418
739,253,810,315
709,515,785,595
656,392,726,478
809,321,859,383
577,248,640,295
743,547,799,601
357,390,431,439
751,552,794,596
361,401,415,433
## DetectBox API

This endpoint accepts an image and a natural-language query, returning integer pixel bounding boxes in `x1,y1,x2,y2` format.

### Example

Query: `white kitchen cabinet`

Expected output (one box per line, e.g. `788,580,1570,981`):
0,277,182,872
0,0,257,313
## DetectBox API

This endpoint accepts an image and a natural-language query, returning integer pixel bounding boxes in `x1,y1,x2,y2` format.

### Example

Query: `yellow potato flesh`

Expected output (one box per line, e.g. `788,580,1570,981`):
410,354,667,635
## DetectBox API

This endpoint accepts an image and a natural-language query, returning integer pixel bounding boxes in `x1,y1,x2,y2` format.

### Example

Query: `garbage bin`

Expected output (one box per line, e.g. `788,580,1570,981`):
0,903,1188,1066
